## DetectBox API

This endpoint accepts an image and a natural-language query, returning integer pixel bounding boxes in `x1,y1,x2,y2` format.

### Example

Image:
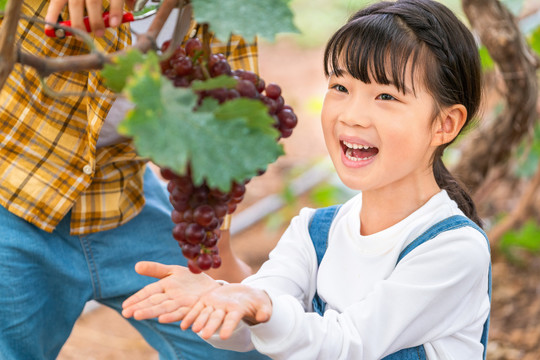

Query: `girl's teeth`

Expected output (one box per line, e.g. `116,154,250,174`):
343,140,372,150
345,148,374,161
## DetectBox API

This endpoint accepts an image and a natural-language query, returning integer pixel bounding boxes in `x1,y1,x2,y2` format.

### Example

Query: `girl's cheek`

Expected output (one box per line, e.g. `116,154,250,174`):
320,100,330,123
321,96,337,119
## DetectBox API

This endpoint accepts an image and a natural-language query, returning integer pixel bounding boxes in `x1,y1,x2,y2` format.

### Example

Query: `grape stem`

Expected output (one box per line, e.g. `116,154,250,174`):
200,60,211,80
200,24,212,80
202,24,211,62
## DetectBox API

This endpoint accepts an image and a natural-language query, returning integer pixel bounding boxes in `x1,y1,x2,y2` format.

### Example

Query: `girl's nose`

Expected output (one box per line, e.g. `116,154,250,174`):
339,100,372,128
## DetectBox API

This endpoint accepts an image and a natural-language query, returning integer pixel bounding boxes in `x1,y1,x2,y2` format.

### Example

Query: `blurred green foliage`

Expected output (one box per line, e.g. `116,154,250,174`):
500,220,540,264
515,122,540,178
287,0,464,47
309,182,352,208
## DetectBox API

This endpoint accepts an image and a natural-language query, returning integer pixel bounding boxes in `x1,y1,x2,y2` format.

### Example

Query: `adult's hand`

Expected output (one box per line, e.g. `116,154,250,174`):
45,0,135,37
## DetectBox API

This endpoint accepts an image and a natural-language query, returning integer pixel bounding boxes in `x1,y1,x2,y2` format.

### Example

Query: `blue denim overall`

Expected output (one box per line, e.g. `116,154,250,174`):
309,205,491,360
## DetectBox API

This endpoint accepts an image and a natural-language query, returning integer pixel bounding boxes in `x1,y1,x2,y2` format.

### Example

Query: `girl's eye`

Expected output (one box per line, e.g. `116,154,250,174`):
331,84,348,93
377,93,396,101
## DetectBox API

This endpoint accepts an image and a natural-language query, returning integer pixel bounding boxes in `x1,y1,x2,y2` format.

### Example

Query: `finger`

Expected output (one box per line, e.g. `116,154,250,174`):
135,261,175,279
158,306,191,323
131,297,186,320
45,0,69,29
122,281,165,309
219,311,243,340
180,301,205,330
200,309,226,340
108,0,125,27
129,293,168,320
84,0,106,36
67,0,86,33
191,306,215,333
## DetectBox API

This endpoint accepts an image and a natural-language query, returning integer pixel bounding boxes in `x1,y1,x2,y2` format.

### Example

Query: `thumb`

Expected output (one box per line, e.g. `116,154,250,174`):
134,261,174,279
255,306,272,323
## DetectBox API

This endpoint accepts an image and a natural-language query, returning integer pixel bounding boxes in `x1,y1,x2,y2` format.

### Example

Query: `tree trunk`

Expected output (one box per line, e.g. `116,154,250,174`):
456,0,539,193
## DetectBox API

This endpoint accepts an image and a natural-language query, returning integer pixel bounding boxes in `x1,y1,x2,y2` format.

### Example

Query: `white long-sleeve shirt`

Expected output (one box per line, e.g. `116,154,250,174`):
207,190,491,360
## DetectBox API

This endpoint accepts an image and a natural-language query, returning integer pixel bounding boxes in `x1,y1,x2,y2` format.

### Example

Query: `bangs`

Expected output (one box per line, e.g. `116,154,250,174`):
324,14,426,95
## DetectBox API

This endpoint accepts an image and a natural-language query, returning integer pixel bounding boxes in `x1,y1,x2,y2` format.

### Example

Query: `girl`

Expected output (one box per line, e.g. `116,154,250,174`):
122,0,491,359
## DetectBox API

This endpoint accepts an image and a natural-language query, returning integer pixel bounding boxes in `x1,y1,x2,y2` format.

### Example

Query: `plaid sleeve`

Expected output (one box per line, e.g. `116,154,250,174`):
0,2,260,235
0,0,141,234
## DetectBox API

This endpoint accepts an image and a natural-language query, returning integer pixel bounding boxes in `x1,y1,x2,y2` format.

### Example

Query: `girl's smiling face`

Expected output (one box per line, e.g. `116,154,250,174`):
321,69,440,196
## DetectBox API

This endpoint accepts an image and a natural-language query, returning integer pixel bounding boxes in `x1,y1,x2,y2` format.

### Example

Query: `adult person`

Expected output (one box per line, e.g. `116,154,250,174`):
0,1,267,359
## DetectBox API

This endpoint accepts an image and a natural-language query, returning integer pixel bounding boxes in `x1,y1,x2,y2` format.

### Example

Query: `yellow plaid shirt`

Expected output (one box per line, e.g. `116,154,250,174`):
0,1,258,235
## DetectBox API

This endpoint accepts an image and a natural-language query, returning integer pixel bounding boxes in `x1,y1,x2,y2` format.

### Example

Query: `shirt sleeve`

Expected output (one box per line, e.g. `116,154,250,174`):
207,216,490,359
204,207,318,350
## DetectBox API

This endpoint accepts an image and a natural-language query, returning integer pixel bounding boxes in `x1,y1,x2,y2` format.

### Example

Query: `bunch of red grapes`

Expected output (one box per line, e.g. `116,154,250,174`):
159,37,298,273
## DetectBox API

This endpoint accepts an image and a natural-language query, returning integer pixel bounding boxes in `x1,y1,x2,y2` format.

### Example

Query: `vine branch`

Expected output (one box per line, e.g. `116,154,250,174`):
0,0,23,88
1,0,180,87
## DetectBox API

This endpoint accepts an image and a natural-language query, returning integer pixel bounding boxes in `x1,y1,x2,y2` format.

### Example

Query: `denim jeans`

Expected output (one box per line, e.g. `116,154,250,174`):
0,168,268,360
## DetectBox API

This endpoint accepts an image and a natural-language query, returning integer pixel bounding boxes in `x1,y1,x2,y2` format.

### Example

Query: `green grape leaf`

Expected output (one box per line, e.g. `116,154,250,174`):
197,97,220,113
101,49,145,92
191,75,237,91
215,98,280,137
0,0,7,12
120,54,284,191
191,0,298,42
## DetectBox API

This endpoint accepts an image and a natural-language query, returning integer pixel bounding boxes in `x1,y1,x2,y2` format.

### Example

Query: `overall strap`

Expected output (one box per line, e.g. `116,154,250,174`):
308,211,491,360
308,205,342,315
393,215,491,360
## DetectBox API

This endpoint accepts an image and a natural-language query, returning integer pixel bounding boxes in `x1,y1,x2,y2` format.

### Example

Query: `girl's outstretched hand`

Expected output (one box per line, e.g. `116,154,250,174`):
181,284,272,340
122,261,220,323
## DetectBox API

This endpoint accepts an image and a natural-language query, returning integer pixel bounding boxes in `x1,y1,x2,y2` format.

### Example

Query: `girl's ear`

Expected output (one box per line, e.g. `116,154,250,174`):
431,104,467,147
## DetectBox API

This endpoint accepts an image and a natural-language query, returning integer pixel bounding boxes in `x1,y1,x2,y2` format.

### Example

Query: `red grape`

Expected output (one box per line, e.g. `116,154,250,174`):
194,205,215,227
185,38,203,57
196,253,213,271
265,83,282,99
188,259,202,274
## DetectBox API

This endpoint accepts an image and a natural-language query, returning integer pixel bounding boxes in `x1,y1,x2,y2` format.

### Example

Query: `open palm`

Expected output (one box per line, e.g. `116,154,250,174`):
181,284,272,340
122,261,220,323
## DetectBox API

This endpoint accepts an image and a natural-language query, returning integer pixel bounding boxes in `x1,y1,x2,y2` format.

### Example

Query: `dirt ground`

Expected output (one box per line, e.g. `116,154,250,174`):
58,40,540,360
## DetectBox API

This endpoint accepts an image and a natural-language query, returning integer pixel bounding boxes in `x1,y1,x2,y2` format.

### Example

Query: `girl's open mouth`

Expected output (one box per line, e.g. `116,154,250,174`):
341,140,379,161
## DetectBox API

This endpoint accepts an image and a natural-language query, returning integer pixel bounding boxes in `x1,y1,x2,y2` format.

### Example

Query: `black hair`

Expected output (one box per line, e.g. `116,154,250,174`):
323,0,483,227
